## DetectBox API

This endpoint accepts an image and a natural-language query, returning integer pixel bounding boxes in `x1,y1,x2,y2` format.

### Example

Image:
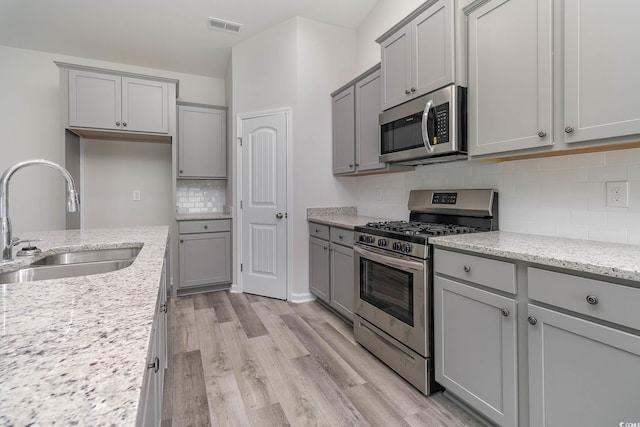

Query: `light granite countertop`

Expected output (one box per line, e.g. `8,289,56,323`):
176,212,232,221
307,214,393,230
0,225,169,426
430,231,640,282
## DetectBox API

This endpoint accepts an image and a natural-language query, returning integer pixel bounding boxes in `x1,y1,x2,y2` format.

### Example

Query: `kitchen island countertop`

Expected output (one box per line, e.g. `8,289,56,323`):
430,231,640,282
0,225,169,426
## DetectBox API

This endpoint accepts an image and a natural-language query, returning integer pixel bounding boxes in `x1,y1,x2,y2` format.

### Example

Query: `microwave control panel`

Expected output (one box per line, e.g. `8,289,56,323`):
433,102,449,144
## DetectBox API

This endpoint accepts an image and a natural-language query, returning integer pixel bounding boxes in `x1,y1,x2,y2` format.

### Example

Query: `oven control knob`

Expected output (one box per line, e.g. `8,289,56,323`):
403,243,412,253
359,235,366,242
392,242,400,250
378,239,388,247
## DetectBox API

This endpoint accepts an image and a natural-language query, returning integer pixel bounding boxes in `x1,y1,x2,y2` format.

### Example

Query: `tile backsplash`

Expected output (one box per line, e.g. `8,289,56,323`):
355,147,640,245
176,180,227,214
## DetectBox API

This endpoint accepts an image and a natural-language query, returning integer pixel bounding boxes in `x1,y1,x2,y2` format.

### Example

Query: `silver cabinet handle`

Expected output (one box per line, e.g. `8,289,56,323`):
538,130,546,138
147,356,160,373
276,213,284,219
528,316,537,326
115,121,120,126
203,225,208,229
180,239,184,243
421,99,435,153
122,122,127,127
501,308,510,317
586,295,599,305
463,265,471,273
349,164,354,168
179,170,183,174
405,89,411,95
411,87,416,92
315,229,320,233
565,126,574,134
338,235,344,239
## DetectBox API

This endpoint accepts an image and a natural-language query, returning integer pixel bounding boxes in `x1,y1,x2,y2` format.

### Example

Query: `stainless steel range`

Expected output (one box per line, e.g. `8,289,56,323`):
353,189,498,394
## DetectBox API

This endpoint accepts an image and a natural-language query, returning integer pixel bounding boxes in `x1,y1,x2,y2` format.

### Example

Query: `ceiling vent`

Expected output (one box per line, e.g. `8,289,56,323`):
208,17,242,34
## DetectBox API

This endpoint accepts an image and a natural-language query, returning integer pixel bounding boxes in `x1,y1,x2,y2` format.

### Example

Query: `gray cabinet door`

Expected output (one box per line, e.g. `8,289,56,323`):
467,0,553,156
412,0,454,98
380,23,412,110
434,276,518,426
178,105,227,178
329,243,354,321
563,0,640,144
68,69,121,130
355,69,384,172
179,231,231,288
528,304,640,427
332,86,356,175
122,77,169,134
309,236,330,303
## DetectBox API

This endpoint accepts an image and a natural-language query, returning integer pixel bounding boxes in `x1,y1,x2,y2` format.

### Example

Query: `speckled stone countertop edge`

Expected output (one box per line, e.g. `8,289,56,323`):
430,231,640,282
307,214,395,230
0,225,169,426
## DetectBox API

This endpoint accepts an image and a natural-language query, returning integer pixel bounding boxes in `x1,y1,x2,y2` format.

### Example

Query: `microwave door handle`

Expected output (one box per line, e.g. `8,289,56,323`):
421,99,435,153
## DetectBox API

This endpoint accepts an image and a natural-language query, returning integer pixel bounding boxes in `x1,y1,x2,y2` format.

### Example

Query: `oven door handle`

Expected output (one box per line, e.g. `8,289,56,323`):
354,245,425,272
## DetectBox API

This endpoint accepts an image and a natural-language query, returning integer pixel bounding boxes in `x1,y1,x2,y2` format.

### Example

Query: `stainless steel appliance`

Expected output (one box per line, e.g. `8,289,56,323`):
353,189,498,394
379,84,467,165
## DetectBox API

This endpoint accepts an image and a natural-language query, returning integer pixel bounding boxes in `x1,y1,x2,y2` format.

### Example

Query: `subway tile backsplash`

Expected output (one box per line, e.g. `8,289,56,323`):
355,147,640,245
176,180,226,214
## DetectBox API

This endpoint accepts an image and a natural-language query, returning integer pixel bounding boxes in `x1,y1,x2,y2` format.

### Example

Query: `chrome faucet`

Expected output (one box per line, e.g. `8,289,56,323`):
1,159,79,262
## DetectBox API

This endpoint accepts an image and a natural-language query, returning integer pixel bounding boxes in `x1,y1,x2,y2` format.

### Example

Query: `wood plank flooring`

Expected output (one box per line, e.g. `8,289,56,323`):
162,291,485,427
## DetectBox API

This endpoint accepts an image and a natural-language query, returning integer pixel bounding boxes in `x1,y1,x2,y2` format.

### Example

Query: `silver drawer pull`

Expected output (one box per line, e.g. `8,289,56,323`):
339,235,344,239
586,295,599,305
528,316,537,326
463,265,471,273
501,308,510,317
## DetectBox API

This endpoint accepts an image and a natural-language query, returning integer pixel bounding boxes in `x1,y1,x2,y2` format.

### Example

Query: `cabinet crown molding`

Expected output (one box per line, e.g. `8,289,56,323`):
375,0,441,44
463,0,493,15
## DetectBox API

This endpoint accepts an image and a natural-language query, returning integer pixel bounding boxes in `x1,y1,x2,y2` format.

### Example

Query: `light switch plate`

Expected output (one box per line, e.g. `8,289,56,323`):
606,181,628,207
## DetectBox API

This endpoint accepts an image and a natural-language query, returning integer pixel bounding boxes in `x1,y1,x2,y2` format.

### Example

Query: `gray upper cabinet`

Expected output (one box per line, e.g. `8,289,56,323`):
467,0,553,156
178,104,227,178
379,0,455,111
563,0,640,144
332,86,356,175
332,65,412,176
68,69,169,134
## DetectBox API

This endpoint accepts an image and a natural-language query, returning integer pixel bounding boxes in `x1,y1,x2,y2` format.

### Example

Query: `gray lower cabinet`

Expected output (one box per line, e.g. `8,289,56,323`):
434,275,518,426
138,251,168,426
527,304,640,427
330,231,354,321
178,103,227,178
179,219,231,289
309,222,355,321
309,235,330,302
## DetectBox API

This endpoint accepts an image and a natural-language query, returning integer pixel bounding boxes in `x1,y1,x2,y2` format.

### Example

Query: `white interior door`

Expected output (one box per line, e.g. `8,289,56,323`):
240,112,288,299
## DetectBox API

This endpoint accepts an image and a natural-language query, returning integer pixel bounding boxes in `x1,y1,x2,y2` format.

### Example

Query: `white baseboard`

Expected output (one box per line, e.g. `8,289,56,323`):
230,283,241,293
289,292,316,304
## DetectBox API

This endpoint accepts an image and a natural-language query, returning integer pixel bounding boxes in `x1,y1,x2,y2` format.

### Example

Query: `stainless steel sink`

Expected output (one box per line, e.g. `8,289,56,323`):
0,246,141,284
31,247,141,266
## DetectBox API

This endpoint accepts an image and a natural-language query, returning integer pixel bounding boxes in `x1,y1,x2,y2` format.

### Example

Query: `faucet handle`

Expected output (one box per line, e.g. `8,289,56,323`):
11,237,42,247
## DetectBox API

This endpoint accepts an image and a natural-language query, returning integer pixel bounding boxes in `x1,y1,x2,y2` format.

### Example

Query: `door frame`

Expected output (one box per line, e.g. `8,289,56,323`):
235,107,293,300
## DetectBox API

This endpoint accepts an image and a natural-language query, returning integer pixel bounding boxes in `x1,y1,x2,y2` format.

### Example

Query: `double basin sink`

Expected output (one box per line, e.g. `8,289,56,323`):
0,247,141,284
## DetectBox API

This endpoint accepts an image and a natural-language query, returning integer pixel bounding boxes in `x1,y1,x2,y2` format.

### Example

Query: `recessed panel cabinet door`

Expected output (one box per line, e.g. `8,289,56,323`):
413,0,454,99
332,86,356,174
380,24,412,110
434,276,518,427
68,69,121,130
178,106,226,178
528,304,640,426
309,237,330,303
179,232,231,288
122,77,169,133
329,243,354,321
467,0,553,156
563,0,640,143
355,69,383,172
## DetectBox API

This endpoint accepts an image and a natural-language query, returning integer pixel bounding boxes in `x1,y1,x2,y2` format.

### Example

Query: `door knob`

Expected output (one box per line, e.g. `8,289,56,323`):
276,213,283,219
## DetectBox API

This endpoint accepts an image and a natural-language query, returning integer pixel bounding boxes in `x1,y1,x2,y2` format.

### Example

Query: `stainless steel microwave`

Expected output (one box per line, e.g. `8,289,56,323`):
379,84,467,165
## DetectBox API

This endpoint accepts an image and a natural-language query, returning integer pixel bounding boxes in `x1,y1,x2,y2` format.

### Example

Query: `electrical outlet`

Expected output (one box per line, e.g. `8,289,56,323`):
132,190,141,201
606,181,628,207
376,187,383,201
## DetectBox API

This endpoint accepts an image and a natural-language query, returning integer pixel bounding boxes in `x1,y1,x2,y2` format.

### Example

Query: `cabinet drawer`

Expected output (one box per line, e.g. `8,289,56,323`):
309,223,329,240
528,268,640,331
434,248,516,294
330,227,354,247
179,219,231,234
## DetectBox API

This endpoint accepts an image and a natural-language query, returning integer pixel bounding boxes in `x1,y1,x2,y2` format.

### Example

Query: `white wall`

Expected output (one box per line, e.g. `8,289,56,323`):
0,44,225,233
81,140,172,228
231,17,357,298
356,149,640,244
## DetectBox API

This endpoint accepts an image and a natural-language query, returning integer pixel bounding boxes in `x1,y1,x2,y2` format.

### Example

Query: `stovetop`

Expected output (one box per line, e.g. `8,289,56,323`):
362,220,479,238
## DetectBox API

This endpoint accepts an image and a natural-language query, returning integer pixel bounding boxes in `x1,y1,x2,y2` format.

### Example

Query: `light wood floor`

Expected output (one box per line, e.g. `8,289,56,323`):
161,291,485,427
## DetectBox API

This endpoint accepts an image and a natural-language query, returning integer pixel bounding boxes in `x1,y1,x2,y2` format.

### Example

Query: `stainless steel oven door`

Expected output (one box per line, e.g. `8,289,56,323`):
354,244,428,357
